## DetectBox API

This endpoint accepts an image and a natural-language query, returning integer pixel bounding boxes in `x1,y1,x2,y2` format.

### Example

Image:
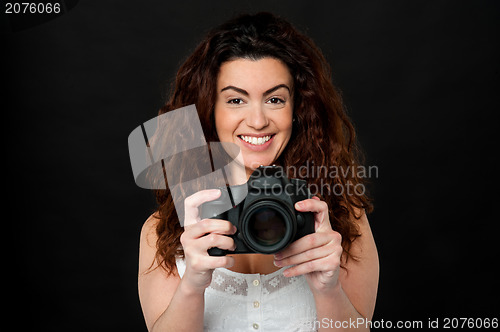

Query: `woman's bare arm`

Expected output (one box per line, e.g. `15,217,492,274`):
314,211,379,330
138,215,205,332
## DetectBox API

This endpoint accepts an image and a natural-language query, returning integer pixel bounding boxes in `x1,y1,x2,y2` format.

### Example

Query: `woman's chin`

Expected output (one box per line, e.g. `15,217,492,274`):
244,161,273,175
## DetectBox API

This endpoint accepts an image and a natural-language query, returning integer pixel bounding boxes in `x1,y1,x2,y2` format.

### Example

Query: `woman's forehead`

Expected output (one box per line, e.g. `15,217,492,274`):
217,58,293,94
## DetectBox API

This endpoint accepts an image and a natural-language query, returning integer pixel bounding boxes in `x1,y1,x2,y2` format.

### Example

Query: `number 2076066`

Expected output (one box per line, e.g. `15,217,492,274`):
5,2,61,14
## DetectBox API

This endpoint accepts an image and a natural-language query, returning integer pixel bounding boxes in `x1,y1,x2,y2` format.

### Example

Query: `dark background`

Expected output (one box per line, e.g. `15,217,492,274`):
3,0,499,330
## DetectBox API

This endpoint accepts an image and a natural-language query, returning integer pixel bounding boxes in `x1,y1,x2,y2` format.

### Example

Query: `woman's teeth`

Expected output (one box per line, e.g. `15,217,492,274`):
239,135,272,145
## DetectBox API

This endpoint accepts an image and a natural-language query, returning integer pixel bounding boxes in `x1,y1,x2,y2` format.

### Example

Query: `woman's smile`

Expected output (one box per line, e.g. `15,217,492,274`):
237,133,275,152
238,134,273,146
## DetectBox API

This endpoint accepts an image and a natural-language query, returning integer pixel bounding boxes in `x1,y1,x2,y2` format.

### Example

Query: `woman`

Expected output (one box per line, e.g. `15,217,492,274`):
138,12,379,331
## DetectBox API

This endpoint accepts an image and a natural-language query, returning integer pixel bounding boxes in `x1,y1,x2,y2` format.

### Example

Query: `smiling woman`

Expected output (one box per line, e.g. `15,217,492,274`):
138,12,378,332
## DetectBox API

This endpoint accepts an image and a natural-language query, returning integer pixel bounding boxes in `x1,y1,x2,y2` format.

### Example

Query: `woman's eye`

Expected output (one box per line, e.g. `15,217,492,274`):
267,97,285,104
227,98,244,105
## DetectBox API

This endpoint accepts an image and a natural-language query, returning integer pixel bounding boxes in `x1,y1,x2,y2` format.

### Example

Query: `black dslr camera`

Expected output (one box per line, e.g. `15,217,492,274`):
200,166,315,255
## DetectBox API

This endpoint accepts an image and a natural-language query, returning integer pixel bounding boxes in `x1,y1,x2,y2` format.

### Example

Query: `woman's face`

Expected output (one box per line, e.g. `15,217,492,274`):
215,57,294,177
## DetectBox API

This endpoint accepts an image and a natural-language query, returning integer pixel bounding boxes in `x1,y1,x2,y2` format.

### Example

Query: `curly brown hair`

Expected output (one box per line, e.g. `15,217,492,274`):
151,12,373,274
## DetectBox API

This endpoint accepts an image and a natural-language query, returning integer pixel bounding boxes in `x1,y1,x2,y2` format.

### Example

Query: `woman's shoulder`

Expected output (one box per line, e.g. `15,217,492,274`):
139,212,180,274
141,212,161,244
144,211,161,226
348,206,375,254
139,213,162,273
138,213,181,330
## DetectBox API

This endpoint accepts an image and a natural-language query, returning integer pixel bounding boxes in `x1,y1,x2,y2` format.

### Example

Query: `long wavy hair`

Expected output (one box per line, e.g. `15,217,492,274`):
151,12,373,274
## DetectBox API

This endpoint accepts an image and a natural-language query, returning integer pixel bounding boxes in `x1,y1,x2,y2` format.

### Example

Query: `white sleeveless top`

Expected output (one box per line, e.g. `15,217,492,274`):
176,259,318,332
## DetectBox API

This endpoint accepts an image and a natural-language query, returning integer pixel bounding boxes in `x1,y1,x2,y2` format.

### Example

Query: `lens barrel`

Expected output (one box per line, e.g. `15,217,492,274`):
241,200,295,254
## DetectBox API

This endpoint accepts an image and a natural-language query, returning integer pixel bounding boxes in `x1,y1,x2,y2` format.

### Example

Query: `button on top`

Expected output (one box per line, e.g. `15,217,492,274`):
253,323,259,329
253,279,260,286
253,301,260,308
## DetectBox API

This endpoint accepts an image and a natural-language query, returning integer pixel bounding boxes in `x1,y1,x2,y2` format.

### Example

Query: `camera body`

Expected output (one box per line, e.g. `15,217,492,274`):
200,166,315,255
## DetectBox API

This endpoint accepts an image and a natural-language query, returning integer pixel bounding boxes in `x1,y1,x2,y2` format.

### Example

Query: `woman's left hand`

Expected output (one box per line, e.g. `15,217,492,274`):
273,196,343,294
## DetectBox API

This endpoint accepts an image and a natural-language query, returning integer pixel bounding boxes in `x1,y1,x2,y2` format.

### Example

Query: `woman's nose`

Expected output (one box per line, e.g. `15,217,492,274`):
245,105,269,129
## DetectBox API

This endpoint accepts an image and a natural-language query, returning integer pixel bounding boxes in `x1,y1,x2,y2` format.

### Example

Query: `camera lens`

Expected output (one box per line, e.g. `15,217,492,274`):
242,201,295,254
247,207,287,246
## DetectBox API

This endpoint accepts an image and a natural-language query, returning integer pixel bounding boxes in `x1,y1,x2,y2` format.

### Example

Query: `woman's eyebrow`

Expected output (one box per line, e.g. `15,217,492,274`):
220,85,249,95
263,84,290,95
220,84,291,96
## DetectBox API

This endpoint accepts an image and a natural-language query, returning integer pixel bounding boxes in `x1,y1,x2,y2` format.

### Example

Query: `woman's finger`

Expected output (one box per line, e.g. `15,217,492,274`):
182,219,236,240
195,232,236,252
274,239,336,268
295,198,331,232
183,189,221,225
274,232,336,260
282,252,341,278
294,198,328,213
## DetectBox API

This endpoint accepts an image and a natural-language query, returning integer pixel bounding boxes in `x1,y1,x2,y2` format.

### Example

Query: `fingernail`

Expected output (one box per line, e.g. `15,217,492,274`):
295,202,303,209
283,269,291,277
274,253,281,260
273,260,281,267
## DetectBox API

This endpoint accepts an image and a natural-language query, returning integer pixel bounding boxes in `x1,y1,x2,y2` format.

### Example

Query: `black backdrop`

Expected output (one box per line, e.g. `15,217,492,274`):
3,0,499,330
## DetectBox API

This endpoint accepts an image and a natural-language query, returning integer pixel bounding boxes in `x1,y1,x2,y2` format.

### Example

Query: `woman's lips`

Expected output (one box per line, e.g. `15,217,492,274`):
237,134,275,151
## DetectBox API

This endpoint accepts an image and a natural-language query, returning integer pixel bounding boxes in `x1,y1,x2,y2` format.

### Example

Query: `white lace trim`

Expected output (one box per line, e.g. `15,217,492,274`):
206,265,302,297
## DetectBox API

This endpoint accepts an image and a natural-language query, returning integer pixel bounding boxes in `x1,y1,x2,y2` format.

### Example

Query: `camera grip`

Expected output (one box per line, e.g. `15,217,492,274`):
207,247,227,256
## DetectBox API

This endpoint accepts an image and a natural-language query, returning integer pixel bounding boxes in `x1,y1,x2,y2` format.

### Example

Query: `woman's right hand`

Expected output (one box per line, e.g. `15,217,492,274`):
179,189,236,294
